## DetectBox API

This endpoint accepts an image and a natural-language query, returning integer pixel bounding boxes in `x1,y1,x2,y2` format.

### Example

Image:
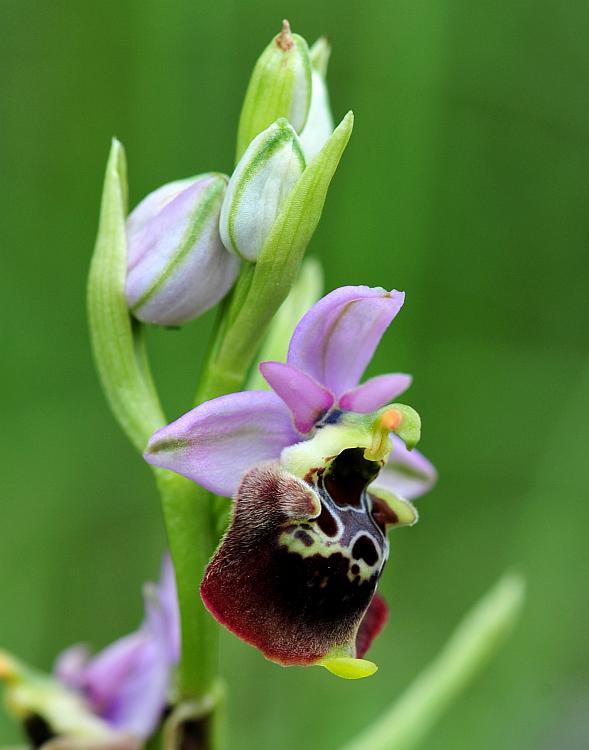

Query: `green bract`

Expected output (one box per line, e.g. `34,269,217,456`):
203,111,354,394
87,139,166,453
300,37,335,162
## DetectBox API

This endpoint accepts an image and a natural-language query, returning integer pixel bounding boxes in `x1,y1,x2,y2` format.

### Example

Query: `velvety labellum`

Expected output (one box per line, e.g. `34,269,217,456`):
201,448,401,667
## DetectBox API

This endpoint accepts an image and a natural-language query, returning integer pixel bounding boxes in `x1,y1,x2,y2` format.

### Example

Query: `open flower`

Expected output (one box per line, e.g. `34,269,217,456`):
0,558,178,747
54,556,179,741
145,286,436,678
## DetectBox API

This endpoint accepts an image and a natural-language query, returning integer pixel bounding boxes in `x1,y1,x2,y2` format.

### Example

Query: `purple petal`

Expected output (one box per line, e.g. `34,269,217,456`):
126,178,197,256
288,286,405,396
371,435,437,500
145,392,299,498
79,590,173,738
82,633,148,713
53,556,179,741
339,373,412,413
259,361,335,433
156,555,180,662
99,630,169,739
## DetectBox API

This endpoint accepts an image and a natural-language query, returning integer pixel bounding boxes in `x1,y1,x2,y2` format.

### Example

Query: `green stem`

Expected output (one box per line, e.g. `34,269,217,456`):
155,270,258,714
155,469,219,701
340,574,525,750
192,266,256,406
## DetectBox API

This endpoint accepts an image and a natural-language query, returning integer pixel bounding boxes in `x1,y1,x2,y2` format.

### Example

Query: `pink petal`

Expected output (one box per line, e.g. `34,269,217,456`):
144,392,299,498
126,178,197,261
371,435,437,500
288,286,405,396
339,373,412,413
259,361,335,433
97,588,172,739
83,633,148,712
54,556,179,740
156,555,180,662
100,633,170,739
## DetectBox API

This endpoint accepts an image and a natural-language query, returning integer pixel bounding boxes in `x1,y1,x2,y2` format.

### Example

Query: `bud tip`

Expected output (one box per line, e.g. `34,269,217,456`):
276,19,294,51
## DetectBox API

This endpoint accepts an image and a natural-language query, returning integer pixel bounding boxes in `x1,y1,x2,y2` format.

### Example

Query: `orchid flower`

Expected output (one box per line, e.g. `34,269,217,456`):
145,286,436,679
0,558,178,747
53,556,179,741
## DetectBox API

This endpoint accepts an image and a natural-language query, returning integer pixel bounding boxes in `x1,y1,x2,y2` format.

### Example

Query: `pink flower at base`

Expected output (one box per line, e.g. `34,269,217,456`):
54,557,179,740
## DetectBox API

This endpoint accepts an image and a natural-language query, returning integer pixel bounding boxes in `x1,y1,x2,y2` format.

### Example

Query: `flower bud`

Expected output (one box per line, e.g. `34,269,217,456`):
299,37,335,163
220,119,306,262
125,173,240,326
236,20,312,160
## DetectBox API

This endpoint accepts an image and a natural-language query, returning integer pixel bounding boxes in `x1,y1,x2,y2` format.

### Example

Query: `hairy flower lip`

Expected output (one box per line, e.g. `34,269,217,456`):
200,461,391,669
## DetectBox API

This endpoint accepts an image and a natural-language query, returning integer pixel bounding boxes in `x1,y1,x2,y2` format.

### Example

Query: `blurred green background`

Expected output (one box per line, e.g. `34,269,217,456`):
2,1,588,747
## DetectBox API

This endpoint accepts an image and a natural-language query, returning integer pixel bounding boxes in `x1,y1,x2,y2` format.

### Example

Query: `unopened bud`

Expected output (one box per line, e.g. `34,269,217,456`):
126,173,239,326
220,119,306,262
299,37,335,163
236,20,312,160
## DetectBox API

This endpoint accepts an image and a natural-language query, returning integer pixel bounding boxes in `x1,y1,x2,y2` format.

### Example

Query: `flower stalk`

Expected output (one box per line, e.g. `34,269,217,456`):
154,471,218,701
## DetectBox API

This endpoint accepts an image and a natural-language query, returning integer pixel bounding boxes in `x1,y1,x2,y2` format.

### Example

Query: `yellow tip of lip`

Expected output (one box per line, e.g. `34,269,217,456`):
381,409,402,431
320,657,378,680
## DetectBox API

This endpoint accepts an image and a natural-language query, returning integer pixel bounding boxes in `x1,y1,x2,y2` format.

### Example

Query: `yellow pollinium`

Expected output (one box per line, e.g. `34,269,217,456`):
380,408,403,431
320,657,378,679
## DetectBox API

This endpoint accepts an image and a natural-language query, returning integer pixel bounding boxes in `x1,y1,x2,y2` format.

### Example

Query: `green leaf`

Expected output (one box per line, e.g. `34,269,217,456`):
87,139,166,453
